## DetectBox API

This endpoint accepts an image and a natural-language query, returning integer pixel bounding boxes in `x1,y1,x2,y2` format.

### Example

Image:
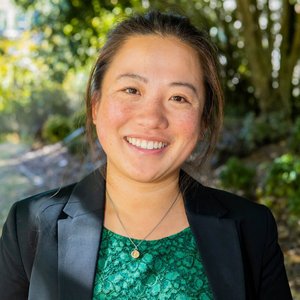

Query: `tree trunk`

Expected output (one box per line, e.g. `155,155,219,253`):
278,1,300,117
236,0,299,119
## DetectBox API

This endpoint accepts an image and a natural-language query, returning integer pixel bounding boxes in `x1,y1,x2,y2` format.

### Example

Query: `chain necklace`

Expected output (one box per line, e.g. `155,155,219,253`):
106,189,181,259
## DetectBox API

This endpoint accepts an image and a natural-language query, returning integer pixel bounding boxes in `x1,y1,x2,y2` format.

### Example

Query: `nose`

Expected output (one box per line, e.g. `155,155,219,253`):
136,97,169,129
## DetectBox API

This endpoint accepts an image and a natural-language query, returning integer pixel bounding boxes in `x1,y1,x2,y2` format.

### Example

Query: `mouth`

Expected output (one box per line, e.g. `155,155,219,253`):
125,137,168,150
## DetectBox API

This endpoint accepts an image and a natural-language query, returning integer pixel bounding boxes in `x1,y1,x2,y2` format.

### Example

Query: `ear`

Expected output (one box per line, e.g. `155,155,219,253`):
91,92,100,125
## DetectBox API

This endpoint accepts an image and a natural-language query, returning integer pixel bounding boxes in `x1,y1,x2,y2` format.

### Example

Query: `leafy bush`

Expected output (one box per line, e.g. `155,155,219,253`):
42,115,72,144
240,112,290,152
215,118,246,163
259,153,300,222
288,117,300,154
219,157,256,197
0,84,73,141
20,86,72,137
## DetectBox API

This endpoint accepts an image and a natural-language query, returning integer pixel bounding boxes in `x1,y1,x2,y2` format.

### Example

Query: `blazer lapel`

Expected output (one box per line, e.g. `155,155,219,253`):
57,170,106,300
183,178,246,300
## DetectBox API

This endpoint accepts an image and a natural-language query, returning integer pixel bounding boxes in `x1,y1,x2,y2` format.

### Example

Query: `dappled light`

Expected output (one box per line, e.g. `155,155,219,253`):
0,0,299,298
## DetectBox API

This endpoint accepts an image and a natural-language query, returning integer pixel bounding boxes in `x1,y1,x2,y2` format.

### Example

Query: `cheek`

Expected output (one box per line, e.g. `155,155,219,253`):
175,110,202,140
95,98,132,141
104,101,133,130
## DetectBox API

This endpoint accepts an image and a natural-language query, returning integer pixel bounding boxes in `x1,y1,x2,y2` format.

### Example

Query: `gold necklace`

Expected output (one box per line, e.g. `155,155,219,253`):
106,189,181,259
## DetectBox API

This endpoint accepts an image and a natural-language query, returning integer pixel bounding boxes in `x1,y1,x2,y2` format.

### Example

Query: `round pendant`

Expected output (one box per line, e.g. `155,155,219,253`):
131,249,140,259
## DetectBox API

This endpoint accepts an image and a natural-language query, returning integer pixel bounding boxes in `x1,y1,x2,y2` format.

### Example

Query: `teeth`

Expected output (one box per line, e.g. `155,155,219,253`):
126,137,167,149
148,141,154,149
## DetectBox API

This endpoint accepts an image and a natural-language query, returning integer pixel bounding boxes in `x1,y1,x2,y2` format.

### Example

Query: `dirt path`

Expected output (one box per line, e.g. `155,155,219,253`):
0,143,32,232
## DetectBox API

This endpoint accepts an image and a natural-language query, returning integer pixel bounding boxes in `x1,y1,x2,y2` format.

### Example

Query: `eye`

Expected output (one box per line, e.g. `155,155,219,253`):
123,87,140,95
170,95,189,103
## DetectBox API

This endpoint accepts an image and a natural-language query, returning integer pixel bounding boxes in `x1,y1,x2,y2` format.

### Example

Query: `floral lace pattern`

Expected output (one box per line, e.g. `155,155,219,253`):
93,227,213,299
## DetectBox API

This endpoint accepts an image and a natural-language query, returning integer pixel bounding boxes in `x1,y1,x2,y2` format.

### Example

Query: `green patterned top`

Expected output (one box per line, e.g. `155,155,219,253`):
93,226,213,299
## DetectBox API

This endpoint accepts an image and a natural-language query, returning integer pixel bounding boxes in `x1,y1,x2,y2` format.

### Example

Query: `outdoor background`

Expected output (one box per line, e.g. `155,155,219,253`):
0,0,299,298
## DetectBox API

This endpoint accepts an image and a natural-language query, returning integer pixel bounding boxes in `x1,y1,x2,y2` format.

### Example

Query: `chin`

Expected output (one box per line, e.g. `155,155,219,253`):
126,166,180,184
127,171,163,183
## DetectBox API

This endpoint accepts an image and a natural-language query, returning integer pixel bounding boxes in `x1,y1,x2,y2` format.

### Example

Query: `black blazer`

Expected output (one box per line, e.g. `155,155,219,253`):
0,169,292,300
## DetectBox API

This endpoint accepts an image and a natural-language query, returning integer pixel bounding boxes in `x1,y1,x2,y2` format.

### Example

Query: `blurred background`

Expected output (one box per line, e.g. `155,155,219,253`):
0,0,299,297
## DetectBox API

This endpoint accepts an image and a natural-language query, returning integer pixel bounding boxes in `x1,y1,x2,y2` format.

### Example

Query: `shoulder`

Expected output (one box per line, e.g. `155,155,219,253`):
204,184,276,230
6,183,77,235
9,168,104,227
198,185,278,244
14,183,76,219
184,173,270,218
204,185,269,219
184,174,276,234
185,178,281,258
195,185,291,299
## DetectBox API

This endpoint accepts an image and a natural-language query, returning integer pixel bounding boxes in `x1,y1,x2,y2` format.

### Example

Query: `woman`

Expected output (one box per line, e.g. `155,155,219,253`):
0,11,292,300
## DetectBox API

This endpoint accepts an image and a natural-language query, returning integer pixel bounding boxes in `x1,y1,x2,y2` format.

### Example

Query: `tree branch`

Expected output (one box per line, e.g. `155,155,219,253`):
266,0,274,59
236,0,274,110
236,0,272,74
288,12,300,73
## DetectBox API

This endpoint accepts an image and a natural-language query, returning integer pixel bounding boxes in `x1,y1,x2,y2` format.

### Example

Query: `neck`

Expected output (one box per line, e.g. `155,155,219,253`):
105,166,181,213
103,164,188,239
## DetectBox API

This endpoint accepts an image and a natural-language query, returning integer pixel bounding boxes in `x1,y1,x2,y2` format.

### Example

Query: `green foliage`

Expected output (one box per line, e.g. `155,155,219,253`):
0,33,82,140
42,115,72,144
219,157,256,197
17,85,72,138
13,0,147,81
0,83,72,139
240,112,290,152
260,154,300,222
0,34,44,115
65,109,88,156
288,117,300,154
71,108,86,130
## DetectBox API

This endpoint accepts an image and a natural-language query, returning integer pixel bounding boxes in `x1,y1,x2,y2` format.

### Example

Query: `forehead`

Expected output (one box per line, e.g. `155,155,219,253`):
104,34,203,85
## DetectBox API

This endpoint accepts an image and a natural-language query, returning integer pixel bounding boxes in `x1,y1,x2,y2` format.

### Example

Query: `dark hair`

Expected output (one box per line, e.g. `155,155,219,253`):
85,11,224,170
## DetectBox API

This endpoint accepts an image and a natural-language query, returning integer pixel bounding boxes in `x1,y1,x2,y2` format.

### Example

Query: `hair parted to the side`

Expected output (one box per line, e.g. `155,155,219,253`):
85,10,224,171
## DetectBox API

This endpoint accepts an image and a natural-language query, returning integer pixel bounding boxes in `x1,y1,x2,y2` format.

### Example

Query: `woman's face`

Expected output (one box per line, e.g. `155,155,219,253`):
93,35,205,183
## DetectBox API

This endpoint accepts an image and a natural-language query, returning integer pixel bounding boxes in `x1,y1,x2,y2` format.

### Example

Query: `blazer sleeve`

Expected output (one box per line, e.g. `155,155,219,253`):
259,207,293,299
0,202,29,300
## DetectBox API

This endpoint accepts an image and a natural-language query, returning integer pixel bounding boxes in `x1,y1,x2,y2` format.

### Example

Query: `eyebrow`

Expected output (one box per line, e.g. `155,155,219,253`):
116,73,148,83
170,82,199,97
117,73,199,97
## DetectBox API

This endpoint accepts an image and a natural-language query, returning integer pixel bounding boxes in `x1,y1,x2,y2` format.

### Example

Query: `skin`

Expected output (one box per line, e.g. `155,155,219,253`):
92,35,205,239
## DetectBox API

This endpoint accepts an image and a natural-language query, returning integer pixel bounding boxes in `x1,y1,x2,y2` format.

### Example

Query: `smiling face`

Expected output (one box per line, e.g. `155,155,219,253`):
92,35,205,183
